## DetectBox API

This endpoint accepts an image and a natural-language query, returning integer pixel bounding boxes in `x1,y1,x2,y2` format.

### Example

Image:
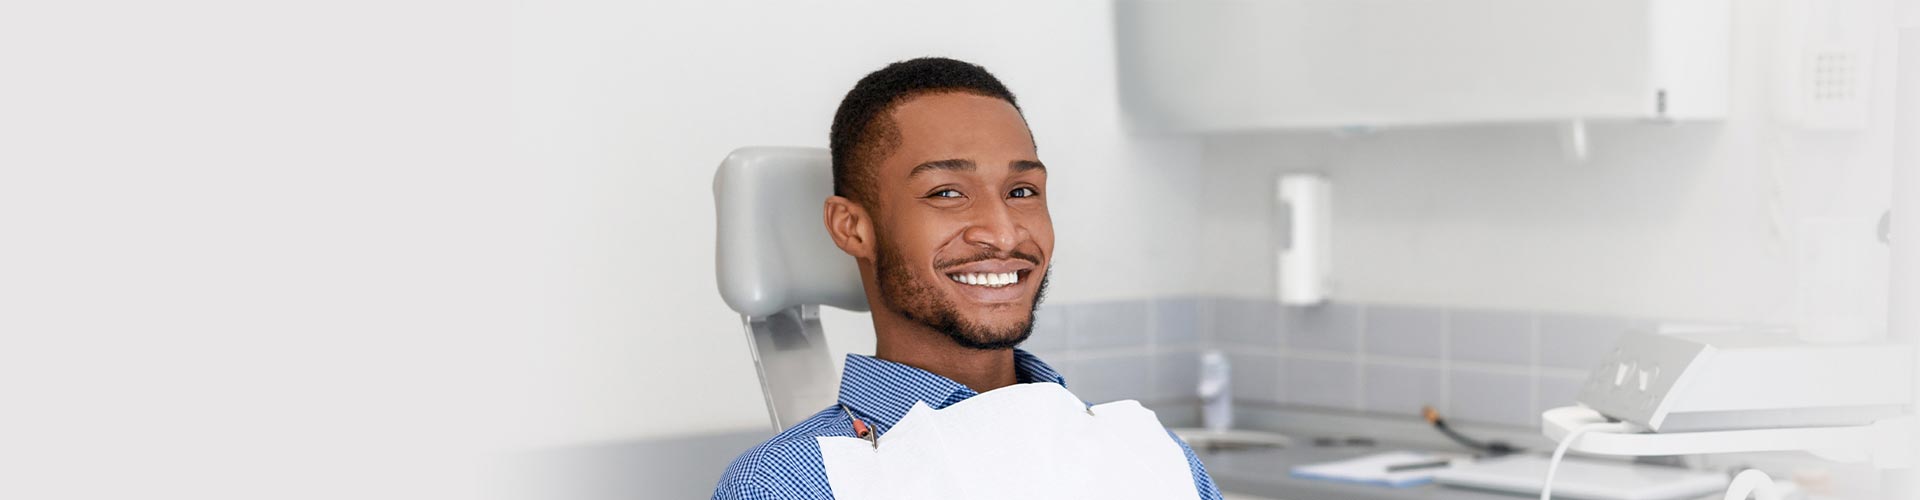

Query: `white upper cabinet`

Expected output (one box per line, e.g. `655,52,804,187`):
1114,0,1729,132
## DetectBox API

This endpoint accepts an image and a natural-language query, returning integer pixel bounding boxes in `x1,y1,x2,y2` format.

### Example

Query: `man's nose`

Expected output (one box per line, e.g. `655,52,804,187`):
963,199,1025,251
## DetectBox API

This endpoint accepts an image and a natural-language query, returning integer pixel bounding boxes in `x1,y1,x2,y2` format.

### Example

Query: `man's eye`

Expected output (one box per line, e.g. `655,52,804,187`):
1010,187,1037,198
931,189,963,198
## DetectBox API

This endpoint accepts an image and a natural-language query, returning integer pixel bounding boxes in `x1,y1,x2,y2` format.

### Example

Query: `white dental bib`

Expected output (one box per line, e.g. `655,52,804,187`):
817,382,1199,500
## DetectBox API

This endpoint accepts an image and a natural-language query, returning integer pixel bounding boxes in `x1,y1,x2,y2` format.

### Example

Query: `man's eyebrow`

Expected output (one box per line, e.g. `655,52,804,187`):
907,159,974,178
906,158,1046,178
1011,160,1046,173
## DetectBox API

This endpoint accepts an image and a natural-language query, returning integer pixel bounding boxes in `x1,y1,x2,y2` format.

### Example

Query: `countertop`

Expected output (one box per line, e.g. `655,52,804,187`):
1199,442,1517,500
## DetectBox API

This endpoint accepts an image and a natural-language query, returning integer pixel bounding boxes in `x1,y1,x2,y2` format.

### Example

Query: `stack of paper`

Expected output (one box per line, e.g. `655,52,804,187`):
1289,451,1446,488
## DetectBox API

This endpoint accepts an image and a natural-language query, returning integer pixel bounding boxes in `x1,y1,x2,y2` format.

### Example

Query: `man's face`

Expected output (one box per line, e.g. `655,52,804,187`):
869,92,1053,350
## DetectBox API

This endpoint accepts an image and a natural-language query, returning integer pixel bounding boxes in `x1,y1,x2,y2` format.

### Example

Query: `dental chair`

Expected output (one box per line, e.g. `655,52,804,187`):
713,147,868,431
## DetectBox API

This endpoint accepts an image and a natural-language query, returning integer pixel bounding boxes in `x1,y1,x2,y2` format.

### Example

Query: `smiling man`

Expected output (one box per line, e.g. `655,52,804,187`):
712,57,1222,499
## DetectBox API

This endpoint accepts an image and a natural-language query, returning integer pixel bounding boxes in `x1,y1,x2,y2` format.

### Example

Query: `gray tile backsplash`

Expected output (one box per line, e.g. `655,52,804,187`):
1211,298,1281,347
1284,356,1357,410
1281,303,1361,353
1073,354,1156,404
1229,352,1283,404
1152,298,1207,347
1021,296,1645,430
1154,350,1202,401
1363,305,1446,360
1067,300,1151,350
1533,374,1587,418
1447,368,1535,428
1537,313,1630,370
1448,309,1534,365
1020,305,1070,353
1361,363,1442,417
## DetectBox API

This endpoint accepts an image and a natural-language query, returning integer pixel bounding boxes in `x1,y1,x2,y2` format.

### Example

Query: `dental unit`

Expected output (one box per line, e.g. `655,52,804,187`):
1531,27,1920,500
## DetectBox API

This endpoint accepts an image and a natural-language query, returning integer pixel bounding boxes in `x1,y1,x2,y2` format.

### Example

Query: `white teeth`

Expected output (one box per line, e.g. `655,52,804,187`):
948,272,1023,288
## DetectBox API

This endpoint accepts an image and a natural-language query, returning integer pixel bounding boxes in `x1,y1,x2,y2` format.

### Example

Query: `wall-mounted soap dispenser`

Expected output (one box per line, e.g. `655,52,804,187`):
1277,173,1330,306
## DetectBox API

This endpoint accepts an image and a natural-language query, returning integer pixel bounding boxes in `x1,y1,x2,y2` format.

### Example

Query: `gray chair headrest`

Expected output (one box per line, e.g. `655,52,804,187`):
713,147,869,318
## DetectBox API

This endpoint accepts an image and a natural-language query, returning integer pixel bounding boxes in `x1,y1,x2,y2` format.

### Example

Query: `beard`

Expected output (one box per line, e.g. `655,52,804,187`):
873,234,1049,351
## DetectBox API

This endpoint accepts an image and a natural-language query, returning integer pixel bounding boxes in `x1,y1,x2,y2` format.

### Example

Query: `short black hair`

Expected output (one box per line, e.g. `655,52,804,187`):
829,57,1022,207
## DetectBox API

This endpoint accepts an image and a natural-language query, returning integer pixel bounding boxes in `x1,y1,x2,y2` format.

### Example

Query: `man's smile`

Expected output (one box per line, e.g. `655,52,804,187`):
940,258,1038,303
946,271,1024,287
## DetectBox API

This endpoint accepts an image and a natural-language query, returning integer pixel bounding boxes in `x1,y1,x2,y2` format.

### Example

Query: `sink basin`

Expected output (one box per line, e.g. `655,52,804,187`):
1171,428,1292,453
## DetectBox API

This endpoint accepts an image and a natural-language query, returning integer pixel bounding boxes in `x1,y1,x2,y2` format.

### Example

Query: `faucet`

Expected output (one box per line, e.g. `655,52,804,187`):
1198,349,1232,433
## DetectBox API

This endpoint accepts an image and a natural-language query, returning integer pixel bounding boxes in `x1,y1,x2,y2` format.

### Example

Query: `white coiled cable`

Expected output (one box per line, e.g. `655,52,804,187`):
1721,469,1782,500
1541,422,1637,500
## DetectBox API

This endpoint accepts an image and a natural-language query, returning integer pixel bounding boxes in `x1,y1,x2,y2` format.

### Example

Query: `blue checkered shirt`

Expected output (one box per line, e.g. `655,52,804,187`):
712,349,1224,499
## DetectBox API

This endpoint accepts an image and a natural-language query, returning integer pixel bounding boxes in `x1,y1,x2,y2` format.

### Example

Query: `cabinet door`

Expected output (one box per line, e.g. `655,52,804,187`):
1116,0,1726,131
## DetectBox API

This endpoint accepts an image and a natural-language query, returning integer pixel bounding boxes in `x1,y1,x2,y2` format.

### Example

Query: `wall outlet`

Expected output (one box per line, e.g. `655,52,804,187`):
1780,0,1878,130
1801,46,1873,130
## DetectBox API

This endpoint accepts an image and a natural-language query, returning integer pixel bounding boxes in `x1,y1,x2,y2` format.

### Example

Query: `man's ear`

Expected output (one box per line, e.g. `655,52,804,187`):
823,195,875,260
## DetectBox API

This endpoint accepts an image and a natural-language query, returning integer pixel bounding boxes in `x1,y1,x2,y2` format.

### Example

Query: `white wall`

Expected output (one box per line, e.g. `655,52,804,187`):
1193,0,1906,328
510,0,1205,446
2,5,1209,496
5,2,529,498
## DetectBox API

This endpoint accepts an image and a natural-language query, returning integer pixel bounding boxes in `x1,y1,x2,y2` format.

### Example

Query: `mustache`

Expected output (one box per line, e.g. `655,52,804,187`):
933,249,1042,270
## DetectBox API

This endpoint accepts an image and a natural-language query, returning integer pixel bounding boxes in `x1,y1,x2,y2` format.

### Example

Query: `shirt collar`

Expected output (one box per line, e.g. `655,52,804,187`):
835,348,1066,434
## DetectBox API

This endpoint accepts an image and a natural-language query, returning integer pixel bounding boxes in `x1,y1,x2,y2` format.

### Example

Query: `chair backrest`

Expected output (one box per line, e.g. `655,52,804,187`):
712,146,867,430
713,147,868,317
